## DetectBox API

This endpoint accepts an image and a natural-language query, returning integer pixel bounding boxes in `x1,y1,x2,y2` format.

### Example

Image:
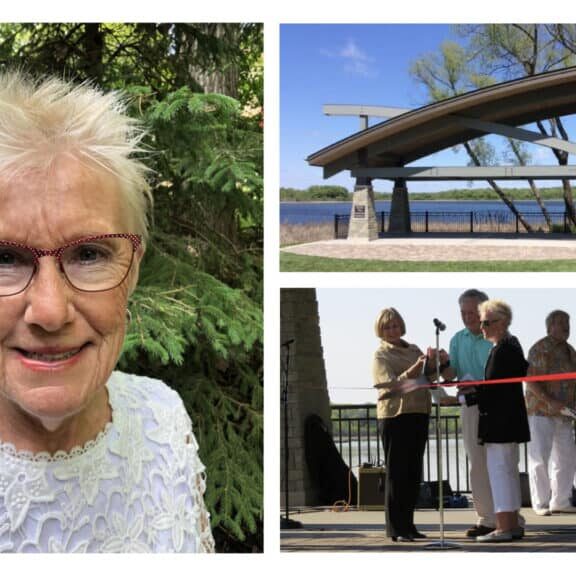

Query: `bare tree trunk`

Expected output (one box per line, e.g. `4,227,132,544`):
526,179,552,230
537,119,576,227
464,142,534,232
175,24,242,243
507,139,552,229
184,23,240,98
81,23,104,84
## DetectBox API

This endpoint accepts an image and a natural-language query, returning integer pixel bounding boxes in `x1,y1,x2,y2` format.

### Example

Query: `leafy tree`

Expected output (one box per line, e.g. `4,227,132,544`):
280,187,304,201
411,41,534,231
412,26,576,230
0,23,263,552
455,24,576,227
307,185,351,200
280,185,351,201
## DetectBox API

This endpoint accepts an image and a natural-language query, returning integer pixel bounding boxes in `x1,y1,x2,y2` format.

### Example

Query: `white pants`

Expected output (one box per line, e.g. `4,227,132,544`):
528,415,576,511
485,443,522,513
462,404,496,527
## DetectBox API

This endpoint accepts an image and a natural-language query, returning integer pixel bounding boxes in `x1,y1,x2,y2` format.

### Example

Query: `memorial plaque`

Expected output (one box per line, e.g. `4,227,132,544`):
353,205,366,219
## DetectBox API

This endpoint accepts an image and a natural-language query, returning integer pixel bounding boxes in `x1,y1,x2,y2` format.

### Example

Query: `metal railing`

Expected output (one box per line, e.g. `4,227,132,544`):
334,210,572,238
331,403,528,494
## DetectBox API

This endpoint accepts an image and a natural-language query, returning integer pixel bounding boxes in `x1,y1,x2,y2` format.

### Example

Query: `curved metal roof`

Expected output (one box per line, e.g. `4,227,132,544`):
307,66,576,178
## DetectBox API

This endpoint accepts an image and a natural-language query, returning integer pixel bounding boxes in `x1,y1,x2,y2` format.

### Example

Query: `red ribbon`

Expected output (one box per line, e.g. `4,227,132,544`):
440,371,576,389
378,371,576,398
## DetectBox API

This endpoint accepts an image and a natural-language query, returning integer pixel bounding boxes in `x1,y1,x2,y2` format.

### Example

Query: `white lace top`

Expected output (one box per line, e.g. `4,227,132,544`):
0,372,215,553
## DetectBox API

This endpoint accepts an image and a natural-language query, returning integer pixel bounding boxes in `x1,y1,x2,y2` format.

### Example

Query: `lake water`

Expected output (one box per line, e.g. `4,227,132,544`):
281,200,566,225
338,437,529,493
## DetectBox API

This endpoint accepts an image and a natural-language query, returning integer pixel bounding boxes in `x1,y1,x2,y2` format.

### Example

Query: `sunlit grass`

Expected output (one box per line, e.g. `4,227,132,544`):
280,252,576,272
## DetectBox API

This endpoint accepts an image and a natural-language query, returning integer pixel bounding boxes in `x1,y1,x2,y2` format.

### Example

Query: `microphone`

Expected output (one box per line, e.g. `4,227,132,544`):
433,318,446,331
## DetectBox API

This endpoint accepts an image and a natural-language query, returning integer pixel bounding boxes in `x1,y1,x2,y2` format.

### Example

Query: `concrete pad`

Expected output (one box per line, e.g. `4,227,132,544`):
281,236,576,262
281,507,576,552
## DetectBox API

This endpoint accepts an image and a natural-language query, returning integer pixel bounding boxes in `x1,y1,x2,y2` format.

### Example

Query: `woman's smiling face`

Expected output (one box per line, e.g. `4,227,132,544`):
0,157,141,430
479,313,508,344
380,319,404,345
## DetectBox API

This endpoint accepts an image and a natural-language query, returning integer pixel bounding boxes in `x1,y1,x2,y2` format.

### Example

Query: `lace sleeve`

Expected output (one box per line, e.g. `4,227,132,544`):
185,423,215,553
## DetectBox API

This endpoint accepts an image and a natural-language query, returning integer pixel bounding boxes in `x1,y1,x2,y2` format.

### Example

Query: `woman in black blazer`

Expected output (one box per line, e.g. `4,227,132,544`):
475,299,530,543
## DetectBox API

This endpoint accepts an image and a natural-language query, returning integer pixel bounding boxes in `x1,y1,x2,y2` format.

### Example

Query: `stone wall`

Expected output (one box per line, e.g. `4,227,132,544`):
348,185,378,241
280,288,332,507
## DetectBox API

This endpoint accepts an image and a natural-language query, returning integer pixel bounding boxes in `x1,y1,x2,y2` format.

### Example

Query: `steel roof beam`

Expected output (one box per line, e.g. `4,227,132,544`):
351,165,576,181
453,116,576,155
322,104,410,118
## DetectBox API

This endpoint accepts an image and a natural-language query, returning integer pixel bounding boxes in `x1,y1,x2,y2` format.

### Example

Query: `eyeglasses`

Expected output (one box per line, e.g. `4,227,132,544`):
480,318,501,327
0,233,142,296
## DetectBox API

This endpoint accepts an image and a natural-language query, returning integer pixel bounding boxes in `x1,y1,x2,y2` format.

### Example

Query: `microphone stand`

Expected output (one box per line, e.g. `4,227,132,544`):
426,322,459,550
281,339,302,529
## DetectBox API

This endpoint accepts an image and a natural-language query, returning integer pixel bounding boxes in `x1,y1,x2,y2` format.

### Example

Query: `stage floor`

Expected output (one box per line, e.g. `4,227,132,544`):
281,506,576,553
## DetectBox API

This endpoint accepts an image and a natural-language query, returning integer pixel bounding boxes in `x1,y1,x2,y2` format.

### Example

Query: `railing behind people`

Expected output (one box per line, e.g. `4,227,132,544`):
331,403,529,494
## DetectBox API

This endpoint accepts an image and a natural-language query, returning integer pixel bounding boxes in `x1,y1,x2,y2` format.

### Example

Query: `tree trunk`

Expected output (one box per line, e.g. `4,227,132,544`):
178,23,240,98
81,23,104,84
537,118,576,228
526,179,552,230
464,142,534,232
507,139,552,229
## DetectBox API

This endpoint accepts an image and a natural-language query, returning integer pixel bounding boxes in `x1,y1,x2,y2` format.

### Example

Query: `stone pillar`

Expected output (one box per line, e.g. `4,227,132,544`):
280,289,332,507
389,178,411,234
347,179,378,241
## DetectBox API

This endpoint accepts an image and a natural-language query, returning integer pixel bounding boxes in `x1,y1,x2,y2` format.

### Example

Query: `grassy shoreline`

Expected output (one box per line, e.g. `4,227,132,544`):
280,185,568,203
280,197,566,204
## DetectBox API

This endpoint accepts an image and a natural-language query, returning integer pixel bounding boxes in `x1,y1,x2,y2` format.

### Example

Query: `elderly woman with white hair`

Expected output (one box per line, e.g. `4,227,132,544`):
373,307,448,543
0,72,214,552
475,299,530,543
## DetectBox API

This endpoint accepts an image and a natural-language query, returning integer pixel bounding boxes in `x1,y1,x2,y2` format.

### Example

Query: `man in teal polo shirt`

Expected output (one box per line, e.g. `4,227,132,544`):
445,289,494,537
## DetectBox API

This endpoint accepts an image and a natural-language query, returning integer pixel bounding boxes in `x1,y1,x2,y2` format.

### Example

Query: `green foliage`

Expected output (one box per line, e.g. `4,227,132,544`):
455,24,576,77
123,85,263,549
307,185,351,200
281,185,566,202
280,185,352,201
132,85,263,241
0,23,264,106
410,41,473,101
119,236,263,548
123,246,261,368
410,24,576,225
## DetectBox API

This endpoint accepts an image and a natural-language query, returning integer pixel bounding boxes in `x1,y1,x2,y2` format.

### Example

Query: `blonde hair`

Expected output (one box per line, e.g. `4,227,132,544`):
478,299,512,326
0,71,153,239
374,307,406,338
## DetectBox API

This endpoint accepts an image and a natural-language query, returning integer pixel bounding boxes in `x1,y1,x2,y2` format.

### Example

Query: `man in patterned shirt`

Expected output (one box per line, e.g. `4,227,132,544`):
525,310,576,515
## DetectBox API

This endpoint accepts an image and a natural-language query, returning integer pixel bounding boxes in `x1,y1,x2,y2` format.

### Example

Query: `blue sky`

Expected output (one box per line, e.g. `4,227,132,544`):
318,287,576,405
280,24,568,194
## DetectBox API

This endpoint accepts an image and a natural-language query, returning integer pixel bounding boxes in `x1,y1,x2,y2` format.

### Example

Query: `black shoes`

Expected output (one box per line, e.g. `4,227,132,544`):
391,535,414,542
466,525,494,538
390,529,427,542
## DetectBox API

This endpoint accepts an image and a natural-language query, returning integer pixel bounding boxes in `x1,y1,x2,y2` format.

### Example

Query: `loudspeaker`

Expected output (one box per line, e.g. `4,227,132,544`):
358,466,386,510
519,472,531,507
417,480,453,509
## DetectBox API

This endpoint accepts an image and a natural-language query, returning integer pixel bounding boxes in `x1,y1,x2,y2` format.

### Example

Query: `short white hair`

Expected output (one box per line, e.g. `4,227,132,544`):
478,299,512,326
0,70,153,239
